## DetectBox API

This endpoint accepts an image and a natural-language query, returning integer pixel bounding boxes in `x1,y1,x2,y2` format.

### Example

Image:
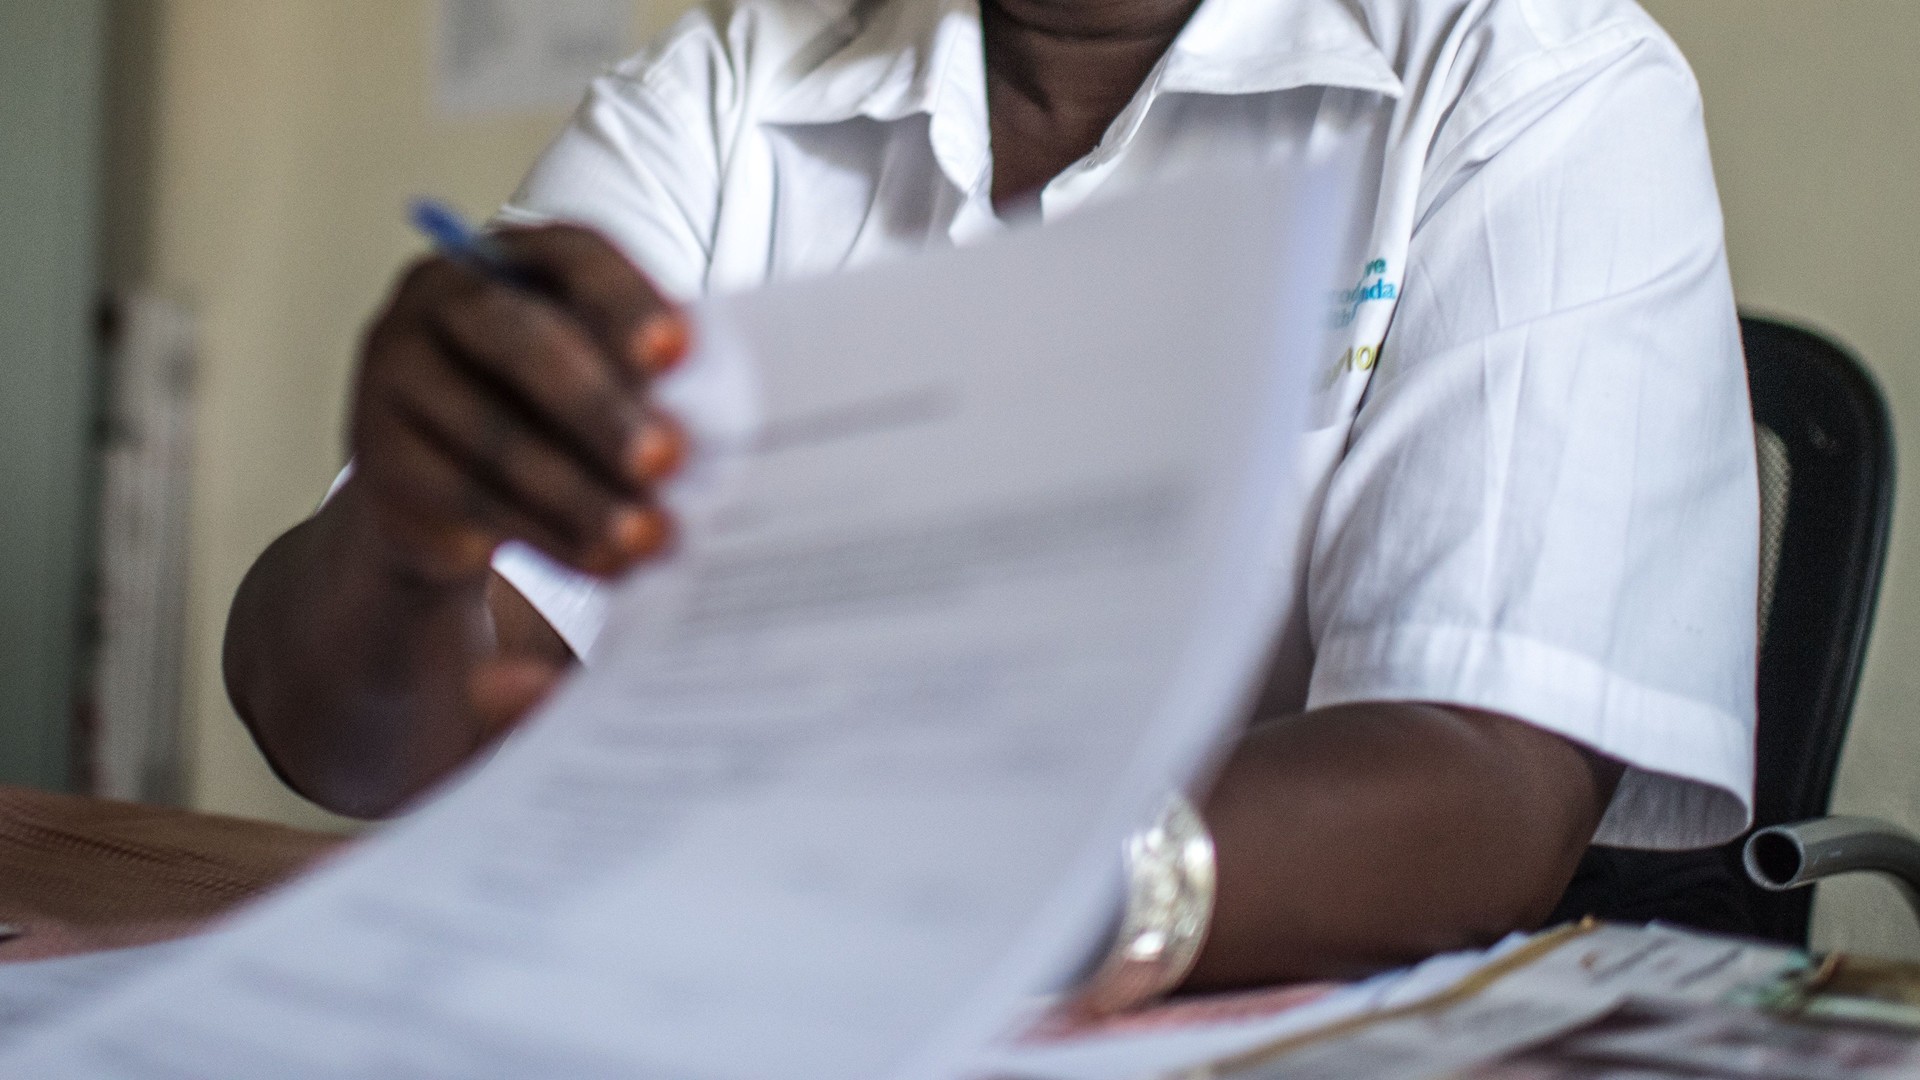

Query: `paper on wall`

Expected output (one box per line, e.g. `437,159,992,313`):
435,0,634,116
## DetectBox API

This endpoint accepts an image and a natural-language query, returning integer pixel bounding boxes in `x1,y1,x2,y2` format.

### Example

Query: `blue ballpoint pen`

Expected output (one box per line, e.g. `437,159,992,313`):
409,197,533,287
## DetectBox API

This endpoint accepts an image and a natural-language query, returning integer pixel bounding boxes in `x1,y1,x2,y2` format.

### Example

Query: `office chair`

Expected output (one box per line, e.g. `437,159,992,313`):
1551,315,1896,947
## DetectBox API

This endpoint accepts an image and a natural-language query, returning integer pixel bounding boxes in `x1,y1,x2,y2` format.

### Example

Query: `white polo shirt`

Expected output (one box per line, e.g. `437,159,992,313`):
490,0,1759,849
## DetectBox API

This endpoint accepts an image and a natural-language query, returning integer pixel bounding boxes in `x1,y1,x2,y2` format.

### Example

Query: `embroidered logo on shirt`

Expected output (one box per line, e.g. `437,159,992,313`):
1330,258,1399,329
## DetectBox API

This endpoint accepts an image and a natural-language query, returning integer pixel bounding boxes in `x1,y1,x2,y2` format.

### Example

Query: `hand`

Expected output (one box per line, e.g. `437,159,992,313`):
470,655,569,741
347,223,689,583
466,575,575,740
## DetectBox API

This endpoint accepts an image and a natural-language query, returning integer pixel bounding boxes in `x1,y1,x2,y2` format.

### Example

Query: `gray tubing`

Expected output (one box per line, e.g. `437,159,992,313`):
1744,816,1920,920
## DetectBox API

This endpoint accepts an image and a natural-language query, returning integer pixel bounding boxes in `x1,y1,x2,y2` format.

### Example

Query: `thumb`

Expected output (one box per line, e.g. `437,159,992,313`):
469,657,569,740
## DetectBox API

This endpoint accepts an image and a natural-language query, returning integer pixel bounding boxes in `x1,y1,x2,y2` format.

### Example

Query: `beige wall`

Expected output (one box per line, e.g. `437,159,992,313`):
129,0,680,831
1637,0,1920,957
136,1,1920,950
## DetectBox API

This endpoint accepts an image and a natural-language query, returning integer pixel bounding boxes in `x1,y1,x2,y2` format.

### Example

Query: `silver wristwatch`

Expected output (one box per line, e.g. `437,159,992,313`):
1072,792,1218,1016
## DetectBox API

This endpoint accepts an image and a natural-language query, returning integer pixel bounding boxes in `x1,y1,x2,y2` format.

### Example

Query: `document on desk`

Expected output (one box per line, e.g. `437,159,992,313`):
0,161,1354,1079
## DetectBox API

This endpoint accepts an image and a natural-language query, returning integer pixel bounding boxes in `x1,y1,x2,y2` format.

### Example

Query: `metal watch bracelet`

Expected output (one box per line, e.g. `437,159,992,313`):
1073,792,1218,1017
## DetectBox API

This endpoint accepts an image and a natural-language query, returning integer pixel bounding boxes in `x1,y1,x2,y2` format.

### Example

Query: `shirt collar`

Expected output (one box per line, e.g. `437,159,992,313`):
760,0,1406,127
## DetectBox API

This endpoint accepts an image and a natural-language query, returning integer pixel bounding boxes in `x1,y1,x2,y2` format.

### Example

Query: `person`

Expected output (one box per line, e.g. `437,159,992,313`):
223,0,1759,995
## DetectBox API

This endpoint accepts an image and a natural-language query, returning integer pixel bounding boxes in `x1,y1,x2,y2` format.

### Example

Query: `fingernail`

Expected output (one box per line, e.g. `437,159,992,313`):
630,315,690,374
628,416,687,482
608,507,672,560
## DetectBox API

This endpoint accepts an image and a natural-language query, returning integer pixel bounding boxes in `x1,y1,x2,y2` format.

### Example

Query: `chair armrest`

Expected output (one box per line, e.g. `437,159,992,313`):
1743,816,1920,922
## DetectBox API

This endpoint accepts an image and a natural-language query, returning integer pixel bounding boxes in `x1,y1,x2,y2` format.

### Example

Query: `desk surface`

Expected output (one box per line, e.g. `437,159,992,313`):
0,790,1915,1078
0,786,343,961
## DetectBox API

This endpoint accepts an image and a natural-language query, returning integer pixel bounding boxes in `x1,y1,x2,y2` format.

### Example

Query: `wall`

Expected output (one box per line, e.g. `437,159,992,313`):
0,2,106,790
1636,0,1920,958
124,0,678,830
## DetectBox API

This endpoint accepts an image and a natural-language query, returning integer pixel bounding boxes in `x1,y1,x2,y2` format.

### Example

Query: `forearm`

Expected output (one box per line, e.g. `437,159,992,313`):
223,481,495,818
1187,702,1619,989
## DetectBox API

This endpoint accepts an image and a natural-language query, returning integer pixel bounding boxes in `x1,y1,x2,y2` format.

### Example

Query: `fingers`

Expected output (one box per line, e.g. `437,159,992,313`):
355,400,673,579
402,258,646,490
354,400,584,572
353,234,690,581
363,338,671,569
493,224,692,376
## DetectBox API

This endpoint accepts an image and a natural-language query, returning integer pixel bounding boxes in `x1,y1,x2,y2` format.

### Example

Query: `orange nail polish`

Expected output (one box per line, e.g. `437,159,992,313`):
629,417,687,481
609,507,671,559
632,316,690,374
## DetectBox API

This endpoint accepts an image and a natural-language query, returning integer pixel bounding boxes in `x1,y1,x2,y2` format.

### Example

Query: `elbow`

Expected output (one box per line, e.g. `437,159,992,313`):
221,528,434,821
225,686,418,822
1453,709,1627,933
281,767,418,822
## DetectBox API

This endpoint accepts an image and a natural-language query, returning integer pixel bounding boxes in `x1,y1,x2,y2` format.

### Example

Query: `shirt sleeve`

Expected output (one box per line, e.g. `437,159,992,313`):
487,15,732,659
495,19,725,301
1305,38,1760,849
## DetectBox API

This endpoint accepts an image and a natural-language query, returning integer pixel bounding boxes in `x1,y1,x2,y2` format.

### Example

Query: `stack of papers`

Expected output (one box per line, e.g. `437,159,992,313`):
986,921,1812,1079
12,918,1898,1079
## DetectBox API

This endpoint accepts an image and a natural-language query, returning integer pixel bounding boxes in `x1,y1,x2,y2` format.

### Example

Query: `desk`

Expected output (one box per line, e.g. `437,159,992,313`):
0,786,343,961
1,787,1916,1079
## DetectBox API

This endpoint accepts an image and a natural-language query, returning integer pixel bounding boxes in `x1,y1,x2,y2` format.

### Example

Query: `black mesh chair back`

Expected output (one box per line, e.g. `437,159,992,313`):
1550,315,1894,946
1742,316,1895,941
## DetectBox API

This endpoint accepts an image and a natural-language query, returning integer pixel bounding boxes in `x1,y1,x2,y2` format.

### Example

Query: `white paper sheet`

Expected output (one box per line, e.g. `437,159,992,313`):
0,942,189,1048
0,162,1351,1079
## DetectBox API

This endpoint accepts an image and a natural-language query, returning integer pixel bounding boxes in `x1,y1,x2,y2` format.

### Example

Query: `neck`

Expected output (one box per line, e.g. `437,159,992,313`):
981,0,1203,206
983,0,1199,112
